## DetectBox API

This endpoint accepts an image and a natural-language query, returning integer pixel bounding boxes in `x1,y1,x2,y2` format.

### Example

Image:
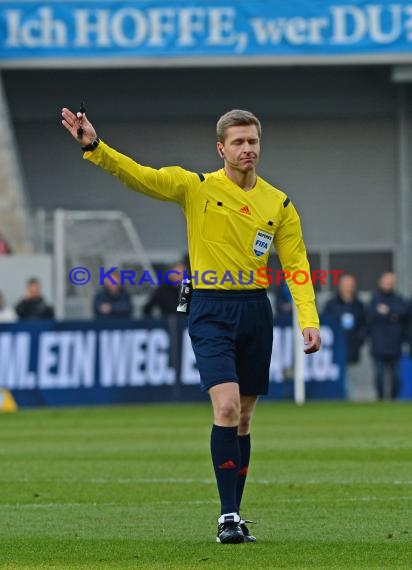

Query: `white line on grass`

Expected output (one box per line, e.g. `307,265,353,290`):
2,496,411,510
5,477,412,485
88,477,412,485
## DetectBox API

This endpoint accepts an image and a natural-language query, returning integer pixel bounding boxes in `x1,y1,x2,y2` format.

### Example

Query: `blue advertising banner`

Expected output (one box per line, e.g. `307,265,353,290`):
400,355,412,398
1,1,412,66
0,316,346,407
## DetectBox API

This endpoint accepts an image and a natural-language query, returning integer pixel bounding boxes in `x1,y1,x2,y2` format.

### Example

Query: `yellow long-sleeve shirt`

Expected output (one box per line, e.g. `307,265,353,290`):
84,141,319,330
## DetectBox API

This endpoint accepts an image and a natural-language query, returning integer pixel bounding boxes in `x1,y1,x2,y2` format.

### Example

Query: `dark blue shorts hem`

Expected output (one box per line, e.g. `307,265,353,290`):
200,378,239,393
199,378,269,396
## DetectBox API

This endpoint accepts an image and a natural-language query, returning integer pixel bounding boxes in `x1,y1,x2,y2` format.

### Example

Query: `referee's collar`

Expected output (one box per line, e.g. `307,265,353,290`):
219,168,258,192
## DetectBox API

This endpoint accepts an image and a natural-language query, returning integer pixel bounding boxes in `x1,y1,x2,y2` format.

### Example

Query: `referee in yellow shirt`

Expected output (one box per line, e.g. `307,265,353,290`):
62,107,321,544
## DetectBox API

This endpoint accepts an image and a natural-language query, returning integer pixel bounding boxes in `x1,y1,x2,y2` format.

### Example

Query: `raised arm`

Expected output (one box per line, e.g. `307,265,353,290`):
61,107,198,206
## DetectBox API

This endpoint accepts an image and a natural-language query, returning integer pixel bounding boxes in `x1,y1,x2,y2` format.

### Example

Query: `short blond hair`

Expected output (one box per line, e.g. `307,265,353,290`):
216,109,262,143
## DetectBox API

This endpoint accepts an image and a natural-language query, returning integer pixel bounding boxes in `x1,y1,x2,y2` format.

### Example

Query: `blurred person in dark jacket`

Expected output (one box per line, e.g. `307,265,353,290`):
15,278,54,320
368,272,408,400
275,280,293,319
143,262,185,317
323,274,366,399
93,271,133,320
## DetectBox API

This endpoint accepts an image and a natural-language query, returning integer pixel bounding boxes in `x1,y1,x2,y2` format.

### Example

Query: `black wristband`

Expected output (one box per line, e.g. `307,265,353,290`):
81,138,100,152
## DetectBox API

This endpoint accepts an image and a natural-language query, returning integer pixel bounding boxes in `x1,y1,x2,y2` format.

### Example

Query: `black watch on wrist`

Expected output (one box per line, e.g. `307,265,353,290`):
81,138,100,152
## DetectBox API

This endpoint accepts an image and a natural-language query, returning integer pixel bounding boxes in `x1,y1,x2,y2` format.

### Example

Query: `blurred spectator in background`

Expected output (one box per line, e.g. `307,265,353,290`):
93,270,133,320
323,274,366,400
368,272,408,400
15,278,54,320
275,280,293,319
0,290,17,323
0,231,12,255
143,262,185,317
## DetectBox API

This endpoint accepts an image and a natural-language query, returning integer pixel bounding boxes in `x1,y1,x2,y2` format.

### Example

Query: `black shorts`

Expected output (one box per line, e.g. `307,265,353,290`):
188,289,273,395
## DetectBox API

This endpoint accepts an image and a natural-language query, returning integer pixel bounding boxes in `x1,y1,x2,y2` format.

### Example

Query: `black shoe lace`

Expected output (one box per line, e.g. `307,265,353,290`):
240,519,256,535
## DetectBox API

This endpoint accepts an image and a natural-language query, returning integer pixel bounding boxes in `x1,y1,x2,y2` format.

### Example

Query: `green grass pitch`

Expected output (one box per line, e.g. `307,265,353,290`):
0,401,411,569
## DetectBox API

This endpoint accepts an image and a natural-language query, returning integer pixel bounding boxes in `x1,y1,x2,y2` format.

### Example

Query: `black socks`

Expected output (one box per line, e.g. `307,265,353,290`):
211,425,240,515
237,433,251,510
211,426,252,515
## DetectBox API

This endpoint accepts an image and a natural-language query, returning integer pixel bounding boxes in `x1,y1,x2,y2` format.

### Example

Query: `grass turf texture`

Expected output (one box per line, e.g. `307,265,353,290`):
0,402,411,569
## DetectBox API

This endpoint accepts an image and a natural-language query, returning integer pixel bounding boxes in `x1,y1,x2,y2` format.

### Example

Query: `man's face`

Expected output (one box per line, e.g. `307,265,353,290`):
105,275,120,294
27,282,41,298
379,272,396,293
217,125,260,173
339,275,356,298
